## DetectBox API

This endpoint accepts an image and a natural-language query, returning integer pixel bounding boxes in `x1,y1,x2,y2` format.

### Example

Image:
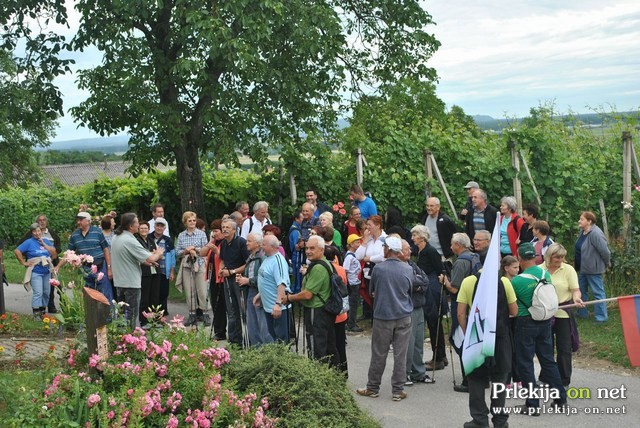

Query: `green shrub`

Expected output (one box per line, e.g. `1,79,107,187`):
224,345,381,428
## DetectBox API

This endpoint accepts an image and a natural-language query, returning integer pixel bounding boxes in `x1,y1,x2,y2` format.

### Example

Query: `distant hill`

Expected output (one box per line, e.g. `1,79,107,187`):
42,135,129,153
471,115,496,124
473,111,638,131
41,111,637,153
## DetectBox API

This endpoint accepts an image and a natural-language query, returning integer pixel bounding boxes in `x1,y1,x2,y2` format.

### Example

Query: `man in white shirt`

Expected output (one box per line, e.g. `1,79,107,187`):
148,203,170,237
240,201,271,238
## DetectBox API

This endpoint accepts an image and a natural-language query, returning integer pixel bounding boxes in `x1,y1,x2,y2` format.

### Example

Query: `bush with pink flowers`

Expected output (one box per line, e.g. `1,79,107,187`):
8,317,278,427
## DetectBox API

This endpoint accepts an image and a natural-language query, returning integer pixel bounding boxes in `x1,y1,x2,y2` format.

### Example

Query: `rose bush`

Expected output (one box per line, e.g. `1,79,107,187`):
9,318,278,427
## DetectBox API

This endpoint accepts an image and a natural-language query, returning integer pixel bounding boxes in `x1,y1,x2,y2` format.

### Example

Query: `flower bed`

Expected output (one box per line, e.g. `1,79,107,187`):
9,317,276,427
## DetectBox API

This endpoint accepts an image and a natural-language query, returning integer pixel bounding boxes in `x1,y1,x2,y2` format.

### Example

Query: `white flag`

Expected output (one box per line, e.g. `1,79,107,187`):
462,214,501,375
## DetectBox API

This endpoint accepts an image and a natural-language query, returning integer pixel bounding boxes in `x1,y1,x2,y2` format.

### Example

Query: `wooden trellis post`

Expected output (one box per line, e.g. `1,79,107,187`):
289,173,297,207
509,140,522,215
355,148,364,187
422,150,433,200
622,131,632,240
422,150,456,218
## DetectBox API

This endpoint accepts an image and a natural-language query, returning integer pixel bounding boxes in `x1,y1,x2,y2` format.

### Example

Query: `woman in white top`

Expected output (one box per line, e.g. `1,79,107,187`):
354,214,386,321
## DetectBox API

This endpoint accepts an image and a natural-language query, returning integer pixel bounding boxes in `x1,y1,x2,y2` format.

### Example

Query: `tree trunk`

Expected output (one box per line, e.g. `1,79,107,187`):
175,137,207,222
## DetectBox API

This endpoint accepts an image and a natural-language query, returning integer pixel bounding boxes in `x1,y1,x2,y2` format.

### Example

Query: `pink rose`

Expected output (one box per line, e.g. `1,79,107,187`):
87,393,101,408
97,272,105,281
91,264,98,274
337,202,345,208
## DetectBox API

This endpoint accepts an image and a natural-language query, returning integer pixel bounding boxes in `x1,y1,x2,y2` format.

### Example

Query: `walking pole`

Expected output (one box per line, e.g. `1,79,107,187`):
190,256,198,332
238,285,250,348
443,297,458,387
209,278,216,340
430,279,446,381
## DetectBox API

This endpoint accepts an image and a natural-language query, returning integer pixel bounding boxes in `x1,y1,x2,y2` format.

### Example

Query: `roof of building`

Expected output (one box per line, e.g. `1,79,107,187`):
41,161,173,186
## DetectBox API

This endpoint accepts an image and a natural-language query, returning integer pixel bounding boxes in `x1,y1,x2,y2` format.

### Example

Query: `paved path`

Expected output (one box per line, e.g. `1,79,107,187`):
3,283,639,427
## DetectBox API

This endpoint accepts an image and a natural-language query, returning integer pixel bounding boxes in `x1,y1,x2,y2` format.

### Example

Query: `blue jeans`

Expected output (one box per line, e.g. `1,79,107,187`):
265,309,289,343
577,273,608,322
31,271,51,309
246,287,273,346
514,317,566,408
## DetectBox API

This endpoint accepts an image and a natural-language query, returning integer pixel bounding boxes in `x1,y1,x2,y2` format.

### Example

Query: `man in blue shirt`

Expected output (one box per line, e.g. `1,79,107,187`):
350,184,377,220
55,211,113,303
257,234,291,343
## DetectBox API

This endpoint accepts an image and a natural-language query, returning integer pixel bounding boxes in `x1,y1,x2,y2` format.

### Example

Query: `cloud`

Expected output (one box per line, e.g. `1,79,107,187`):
427,0,640,117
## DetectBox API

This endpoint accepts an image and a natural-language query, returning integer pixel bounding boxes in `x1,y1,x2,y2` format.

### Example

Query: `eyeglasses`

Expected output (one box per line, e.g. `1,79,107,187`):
473,238,488,242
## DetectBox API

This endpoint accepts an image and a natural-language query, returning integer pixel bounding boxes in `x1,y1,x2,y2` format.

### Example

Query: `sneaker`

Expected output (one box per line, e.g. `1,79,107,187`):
416,375,435,384
213,333,227,341
347,325,364,333
514,404,540,417
355,388,379,398
184,314,197,327
202,314,211,327
405,377,414,386
392,391,407,401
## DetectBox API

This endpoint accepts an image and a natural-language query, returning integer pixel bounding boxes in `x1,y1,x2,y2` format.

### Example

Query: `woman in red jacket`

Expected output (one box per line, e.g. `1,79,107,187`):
499,196,524,257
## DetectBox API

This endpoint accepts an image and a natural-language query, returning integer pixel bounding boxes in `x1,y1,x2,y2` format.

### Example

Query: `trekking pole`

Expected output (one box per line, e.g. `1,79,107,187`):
190,257,198,332
209,279,216,340
431,278,446,381
238,285,250,348
443,297,458,387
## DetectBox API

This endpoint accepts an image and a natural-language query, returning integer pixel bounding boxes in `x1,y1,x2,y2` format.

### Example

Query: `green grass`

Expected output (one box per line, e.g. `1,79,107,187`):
0,368,55,420
3,256,78,285
4,254,186,302
575,306,633,367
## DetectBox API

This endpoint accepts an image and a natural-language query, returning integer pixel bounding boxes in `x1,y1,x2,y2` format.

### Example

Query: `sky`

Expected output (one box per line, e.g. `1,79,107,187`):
426,0,640,118
50,0,640,141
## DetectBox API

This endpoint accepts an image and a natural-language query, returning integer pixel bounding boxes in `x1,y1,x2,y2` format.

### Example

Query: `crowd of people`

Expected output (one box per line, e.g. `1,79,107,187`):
9,180,613,425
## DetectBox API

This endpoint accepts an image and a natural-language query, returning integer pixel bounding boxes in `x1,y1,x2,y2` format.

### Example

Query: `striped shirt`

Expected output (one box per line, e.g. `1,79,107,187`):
68,226,108,264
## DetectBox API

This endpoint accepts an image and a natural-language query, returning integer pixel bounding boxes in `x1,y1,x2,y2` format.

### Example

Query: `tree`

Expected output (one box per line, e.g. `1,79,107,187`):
0,0,72,187
69,0,440,219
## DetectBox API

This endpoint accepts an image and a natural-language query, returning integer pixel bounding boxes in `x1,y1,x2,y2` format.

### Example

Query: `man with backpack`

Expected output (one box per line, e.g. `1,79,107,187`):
284,235,337,366
440,232,481,392
511,243,567,416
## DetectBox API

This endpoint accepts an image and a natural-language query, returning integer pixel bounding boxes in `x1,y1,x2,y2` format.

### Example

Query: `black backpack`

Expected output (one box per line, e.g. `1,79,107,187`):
309,260,349,315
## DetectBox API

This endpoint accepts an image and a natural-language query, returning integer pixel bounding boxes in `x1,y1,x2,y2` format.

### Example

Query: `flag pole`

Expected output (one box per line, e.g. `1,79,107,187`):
559,295,640,310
